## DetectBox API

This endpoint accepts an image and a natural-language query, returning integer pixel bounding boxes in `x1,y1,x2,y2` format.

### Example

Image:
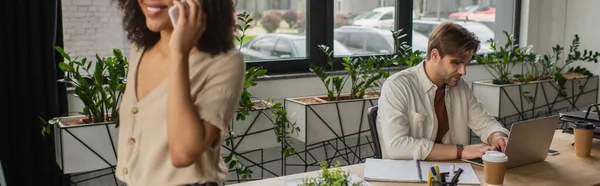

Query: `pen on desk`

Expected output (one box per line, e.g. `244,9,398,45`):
451,168,464,183
448,164,455,180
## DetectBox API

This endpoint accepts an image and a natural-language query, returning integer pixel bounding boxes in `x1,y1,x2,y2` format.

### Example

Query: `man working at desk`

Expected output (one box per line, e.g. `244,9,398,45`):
377,22,509,161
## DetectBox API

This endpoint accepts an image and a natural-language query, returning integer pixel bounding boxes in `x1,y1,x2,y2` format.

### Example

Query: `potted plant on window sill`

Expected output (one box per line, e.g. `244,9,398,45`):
41,46,128,175
472,33,599,125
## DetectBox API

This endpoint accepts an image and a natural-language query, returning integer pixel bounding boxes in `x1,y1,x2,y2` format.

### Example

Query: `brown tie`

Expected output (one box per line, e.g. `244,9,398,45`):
434,87,449,144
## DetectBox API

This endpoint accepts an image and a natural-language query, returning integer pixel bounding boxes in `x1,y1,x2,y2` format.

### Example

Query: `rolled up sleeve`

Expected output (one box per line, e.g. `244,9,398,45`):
465,84,509,143
192,53,245,148
379,79,434,160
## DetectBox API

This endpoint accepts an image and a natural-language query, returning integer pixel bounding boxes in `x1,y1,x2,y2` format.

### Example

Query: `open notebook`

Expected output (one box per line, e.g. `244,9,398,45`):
363,158,480,185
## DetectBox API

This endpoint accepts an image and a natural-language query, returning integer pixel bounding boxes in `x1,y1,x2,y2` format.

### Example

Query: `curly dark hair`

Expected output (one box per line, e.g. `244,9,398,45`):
113,0,235,56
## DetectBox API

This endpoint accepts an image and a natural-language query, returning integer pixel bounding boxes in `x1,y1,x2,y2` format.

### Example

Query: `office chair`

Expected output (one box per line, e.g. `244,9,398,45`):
367,105,382,159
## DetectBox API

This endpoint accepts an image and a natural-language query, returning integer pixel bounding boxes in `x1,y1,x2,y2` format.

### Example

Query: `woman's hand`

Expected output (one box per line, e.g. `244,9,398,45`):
169,0,206,57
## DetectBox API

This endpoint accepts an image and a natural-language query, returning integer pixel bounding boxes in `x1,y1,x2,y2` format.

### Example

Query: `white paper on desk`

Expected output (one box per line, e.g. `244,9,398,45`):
284,173,371,186
418,162,480,185
363,158,421,182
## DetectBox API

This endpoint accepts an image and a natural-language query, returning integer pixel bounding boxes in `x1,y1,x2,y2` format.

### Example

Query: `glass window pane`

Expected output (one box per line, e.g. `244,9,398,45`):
235,0,307,62
413,0,502,55
333,0,397,57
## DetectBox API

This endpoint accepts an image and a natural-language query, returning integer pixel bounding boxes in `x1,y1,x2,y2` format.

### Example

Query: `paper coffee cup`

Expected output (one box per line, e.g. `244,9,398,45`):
482,151,508,186
573,121,595,157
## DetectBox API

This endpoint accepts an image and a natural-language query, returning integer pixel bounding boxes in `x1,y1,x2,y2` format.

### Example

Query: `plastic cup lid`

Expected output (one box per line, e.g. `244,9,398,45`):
482,151,508,163
574,121,596,130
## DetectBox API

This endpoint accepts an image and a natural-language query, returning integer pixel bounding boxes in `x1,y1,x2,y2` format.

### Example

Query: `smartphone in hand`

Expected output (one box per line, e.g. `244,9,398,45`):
548,149,559,156
168,0,188,27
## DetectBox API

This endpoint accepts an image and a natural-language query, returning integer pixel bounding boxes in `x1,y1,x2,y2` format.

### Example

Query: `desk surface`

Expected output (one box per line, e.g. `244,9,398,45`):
230,130,600,186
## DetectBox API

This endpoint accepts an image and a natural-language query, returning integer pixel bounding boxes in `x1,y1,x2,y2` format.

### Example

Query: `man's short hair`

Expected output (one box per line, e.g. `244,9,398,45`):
426,22,480,60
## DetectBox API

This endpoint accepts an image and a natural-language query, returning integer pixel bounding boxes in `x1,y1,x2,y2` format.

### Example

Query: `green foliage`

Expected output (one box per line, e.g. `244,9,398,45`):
299,161,363,186
236,67,267,121
311,45,345,101
42,47,128,136
345,57,388,99
311,45,389,101
547,35,599,96
521,34,600,97
476,31,536,85
552,34,600,76
263,99,300,158
223,153,253,181
310,29,425,102
390,29,425,68
225,10,258,181
235,11,254,51
260,12,282,33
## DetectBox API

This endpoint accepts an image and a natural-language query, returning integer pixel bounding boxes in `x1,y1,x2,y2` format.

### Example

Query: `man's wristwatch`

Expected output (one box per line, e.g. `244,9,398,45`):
456,144,464,159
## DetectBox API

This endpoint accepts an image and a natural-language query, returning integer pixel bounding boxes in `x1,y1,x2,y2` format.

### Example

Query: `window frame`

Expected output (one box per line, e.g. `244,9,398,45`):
243,0,523,75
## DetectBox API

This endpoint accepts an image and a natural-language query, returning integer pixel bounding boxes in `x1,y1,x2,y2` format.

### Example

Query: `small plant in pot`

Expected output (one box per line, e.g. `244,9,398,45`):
475,31,537,85
41,46,128,135
299,160,364,186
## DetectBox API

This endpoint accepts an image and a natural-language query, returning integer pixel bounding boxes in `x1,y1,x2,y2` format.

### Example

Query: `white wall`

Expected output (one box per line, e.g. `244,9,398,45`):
61,0,131,60
564,0,600,103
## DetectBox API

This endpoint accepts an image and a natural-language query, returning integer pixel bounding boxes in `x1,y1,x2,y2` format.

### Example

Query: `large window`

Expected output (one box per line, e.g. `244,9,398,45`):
235,0,308,61
61,0,520,76
332,0,397,57
412,0,518,55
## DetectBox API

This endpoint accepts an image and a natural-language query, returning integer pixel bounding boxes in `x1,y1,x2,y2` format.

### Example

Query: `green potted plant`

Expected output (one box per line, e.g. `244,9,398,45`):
471,33,600,125
41,46,128,174
297,161,365,186
475,31,537,85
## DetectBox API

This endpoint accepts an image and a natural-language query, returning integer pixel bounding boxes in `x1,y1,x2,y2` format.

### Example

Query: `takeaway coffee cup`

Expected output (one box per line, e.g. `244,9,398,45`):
482,151,508,186
573,121,595,157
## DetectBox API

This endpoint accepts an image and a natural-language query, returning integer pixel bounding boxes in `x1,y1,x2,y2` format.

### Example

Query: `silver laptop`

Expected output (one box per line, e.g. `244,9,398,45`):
462,116,559,169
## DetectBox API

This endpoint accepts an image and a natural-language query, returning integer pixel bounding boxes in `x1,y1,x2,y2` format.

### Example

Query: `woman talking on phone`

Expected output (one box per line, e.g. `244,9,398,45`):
112,0,244,185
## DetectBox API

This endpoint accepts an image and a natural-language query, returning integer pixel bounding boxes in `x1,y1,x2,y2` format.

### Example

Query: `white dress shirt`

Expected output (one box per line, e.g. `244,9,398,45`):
376,62,509,160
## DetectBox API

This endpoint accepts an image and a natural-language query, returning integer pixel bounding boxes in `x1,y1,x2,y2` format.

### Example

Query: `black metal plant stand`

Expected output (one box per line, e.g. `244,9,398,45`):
476,77,599,129
54,121,120,186
282,98,379,175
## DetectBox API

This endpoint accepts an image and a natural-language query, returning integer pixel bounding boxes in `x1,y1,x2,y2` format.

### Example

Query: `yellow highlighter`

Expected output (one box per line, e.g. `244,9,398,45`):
427,166,434,186
433,165,441,182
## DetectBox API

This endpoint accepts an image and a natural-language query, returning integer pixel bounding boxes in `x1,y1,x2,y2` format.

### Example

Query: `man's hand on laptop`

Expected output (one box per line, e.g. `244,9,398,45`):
462,144,497,159
488,132,509,152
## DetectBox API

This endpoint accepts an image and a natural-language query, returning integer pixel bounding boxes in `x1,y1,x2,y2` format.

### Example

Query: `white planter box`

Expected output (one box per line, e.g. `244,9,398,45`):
221,105,279,155
54,115,119,174
283,94,379,145
472,76,599,121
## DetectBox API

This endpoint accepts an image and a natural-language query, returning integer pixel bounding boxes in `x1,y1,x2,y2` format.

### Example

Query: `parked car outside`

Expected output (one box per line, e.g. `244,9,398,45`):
351,6,417,30
238,33,353,61
334,26,429,56
412,19,494,54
